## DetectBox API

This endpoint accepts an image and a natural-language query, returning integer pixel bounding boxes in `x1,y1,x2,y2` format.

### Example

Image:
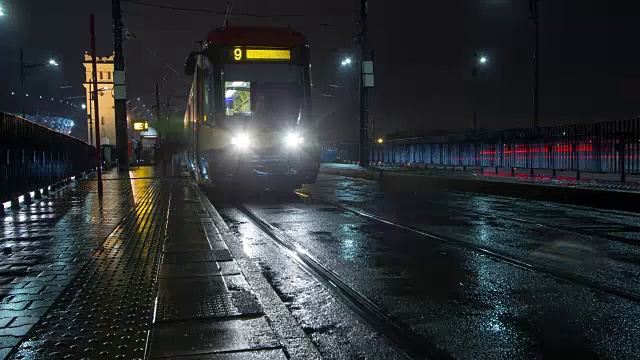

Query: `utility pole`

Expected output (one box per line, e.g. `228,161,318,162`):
90,14,103,197
530,0,540,128
20,48,25,118
529,0,540,177
113,0,129,172
88,89,94,146
166,95,170,125
358,0,370,167
155,82,161,140
472,52,479,166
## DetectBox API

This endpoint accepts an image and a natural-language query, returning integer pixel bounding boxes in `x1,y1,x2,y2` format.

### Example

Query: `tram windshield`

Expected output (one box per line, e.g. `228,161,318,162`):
225,81,303,128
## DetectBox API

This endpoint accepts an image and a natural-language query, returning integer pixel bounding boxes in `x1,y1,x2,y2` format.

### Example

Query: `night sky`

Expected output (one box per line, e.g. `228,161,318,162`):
1,0,639,141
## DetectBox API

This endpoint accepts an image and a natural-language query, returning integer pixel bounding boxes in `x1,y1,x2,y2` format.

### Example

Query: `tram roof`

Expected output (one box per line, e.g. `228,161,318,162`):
207,26,307,47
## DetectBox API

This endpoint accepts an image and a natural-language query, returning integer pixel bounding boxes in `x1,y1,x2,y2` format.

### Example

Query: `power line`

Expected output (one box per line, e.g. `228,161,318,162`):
121,0,348,18
122,0,225,15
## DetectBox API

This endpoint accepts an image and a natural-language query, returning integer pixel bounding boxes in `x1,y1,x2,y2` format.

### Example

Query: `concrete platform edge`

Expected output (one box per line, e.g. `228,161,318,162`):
191,181,323,359
320,166,640,213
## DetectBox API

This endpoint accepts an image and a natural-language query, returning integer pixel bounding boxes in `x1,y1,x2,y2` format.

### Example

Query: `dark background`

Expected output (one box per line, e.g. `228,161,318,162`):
1,0,638,142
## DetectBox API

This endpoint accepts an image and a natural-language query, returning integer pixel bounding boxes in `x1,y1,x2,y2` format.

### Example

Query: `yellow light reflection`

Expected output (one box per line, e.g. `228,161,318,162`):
245,49,291,61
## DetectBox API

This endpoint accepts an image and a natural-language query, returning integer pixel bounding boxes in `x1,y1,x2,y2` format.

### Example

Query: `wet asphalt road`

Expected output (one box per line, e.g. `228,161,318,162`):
215,174,640,359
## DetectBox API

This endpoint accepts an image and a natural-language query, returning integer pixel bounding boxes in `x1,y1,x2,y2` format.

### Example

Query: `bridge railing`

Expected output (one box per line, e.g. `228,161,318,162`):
367,119,640,177
323,118,640,179
0,112,96,205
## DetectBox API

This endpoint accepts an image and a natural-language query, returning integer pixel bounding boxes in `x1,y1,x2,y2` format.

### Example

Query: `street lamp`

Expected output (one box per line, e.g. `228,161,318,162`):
472,52,489,166
0,5,5,17
341,57,352,66
20,48,61,117
377,138,383,144
81,104,87,110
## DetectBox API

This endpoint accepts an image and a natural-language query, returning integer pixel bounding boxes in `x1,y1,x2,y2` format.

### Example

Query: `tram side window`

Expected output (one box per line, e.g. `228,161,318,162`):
203,60,215,125
224,81,251,116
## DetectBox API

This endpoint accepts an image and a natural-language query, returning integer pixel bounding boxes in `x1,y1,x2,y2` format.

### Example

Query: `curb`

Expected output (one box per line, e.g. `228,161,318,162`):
319,167,640,213
192,183,323,359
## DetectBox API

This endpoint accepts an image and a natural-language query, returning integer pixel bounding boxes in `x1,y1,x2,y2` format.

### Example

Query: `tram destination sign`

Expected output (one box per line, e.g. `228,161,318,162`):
230,47,291,62
133,121,149,131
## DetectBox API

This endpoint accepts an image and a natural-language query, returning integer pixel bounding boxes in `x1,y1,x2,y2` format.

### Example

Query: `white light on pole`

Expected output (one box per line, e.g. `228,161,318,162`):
479,56,488,65
341,57,352,67
81,104,87,110
0,6,5,17
48,59,59,66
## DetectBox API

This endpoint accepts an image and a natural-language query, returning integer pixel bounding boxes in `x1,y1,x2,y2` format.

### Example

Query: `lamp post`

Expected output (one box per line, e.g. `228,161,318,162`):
20,48,59,118
87,86,111,146
472,53,488,166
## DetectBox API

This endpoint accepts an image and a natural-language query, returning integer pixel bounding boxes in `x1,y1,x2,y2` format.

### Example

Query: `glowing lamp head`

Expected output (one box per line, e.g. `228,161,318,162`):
231,133,251,150
377,138,384,144
285,132,304,148
48,59,58,66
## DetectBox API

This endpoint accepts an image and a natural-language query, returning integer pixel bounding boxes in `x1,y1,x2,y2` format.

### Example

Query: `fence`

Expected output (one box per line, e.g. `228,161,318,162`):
0,112,96,205
325,118,640,178
371,120,640,177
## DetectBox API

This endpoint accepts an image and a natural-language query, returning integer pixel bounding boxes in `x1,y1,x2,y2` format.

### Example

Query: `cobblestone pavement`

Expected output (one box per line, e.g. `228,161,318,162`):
0,168,158,359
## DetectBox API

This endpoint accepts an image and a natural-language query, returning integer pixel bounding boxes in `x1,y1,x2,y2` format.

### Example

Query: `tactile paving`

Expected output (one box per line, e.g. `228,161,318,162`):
8,180,171,359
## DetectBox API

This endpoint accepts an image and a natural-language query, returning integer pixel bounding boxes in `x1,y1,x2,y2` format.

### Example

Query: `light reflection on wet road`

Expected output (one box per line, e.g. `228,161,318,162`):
221,174,640,359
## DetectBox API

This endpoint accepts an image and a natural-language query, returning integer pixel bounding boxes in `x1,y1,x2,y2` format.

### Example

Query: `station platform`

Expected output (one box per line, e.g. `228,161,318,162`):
320,163,640,212
321,163,640,192
0,166,318,359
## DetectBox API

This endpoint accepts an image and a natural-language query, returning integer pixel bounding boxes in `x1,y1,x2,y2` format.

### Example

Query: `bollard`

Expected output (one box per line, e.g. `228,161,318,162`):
530,168,534,178
511,167,516,177
34,189,42,200
495,166,498,175
11,198,20,210
43,186,49,196
576,169,581,182
552,169,557,180
480,166,484,175
23,192,32,205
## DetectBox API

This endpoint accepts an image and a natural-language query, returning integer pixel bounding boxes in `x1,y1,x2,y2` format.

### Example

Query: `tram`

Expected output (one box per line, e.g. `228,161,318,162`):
184,26,320,191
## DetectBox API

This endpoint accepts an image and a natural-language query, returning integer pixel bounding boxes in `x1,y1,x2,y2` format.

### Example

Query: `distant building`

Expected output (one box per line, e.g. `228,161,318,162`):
83,52,116,146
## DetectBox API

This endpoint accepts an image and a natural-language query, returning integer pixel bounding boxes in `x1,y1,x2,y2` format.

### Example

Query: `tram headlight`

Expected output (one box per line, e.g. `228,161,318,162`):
231,133,251,150
285,132,304,148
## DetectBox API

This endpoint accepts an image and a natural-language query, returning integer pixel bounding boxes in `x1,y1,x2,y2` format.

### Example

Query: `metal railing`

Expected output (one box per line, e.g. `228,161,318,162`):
323,118,640,180
0,112,96,205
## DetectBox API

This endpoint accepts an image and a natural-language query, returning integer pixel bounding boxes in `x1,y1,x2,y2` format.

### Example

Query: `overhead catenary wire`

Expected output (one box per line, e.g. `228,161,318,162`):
121,0,351,19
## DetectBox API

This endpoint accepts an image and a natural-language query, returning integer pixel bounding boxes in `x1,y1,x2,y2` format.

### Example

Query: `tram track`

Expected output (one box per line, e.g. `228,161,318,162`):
294,190,640,305
313,181,640,248
235,204,453,360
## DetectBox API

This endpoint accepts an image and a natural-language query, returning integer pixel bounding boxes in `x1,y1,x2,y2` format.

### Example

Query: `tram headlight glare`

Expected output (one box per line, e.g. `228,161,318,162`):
285,132,304,148
231,133,251,149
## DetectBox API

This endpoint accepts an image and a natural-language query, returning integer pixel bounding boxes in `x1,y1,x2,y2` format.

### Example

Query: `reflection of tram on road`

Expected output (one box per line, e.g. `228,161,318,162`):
184,26,320,191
